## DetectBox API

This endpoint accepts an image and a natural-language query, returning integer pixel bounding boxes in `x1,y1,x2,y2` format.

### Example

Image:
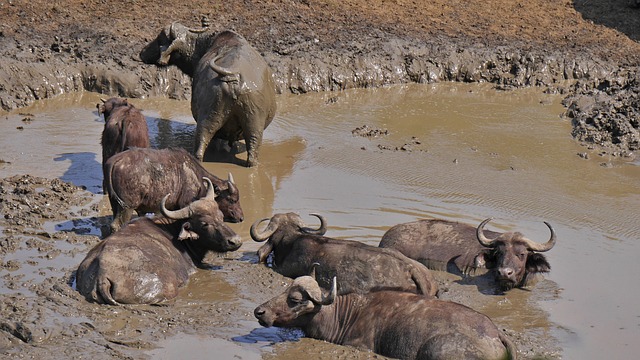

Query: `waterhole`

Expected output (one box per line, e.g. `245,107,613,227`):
1,82,638,359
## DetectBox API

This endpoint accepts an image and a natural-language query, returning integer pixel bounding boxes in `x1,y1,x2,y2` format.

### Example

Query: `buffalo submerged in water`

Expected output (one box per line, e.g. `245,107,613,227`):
75,178,242,305
379,218,557,291
250,212,438,297
254,273,517,360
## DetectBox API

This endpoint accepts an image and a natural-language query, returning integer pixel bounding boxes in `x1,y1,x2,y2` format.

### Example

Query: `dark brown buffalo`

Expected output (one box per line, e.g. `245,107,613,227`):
140,23,277,167
250,212,438,297
254,274,517,360
379,218,557,291
104,147,243,233
97,97,150,164
76,177,242,305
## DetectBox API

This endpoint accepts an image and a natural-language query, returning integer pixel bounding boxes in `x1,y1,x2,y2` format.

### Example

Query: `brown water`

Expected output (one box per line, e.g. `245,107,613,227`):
1,83,639,359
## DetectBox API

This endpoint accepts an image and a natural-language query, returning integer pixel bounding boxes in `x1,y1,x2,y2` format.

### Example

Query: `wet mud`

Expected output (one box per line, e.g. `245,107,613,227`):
1,1,640,359
2,86,639,359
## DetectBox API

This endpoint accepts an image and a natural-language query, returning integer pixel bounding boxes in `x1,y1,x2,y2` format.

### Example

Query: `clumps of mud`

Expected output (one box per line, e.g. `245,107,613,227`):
351,124,389,138
563,73,640,160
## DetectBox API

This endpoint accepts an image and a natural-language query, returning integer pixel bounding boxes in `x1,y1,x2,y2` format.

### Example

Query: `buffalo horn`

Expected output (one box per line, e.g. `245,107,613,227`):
521,221,557,252
297,276,337,306
301,213,327,235
476,217,497,247
160,194,192,220
319,277,337,305
202,177,216,200
227,173,238,194
250,218,276,242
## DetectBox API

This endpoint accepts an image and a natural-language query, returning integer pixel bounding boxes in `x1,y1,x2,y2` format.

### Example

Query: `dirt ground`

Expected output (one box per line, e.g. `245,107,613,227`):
1,0,639,359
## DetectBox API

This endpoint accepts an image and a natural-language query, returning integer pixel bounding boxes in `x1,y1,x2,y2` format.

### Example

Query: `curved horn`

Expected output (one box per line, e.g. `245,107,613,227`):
476,217,498,247
202,177,216,200
250,218,276,242
227,173,238,194
301,213,327,235
521,221,557,252
319,277,337,305
160,194,192,220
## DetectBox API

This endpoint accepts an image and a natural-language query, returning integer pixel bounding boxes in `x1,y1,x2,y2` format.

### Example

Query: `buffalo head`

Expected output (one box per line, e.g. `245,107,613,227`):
161,177,242,253
254,273,337,328
139,22,209,76
97,97,129,119
250,213,327,263
476,218,556,290
213,173,243,223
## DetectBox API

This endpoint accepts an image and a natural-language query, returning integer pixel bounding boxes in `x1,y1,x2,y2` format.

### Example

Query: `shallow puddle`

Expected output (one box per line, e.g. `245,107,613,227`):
1,83,639,359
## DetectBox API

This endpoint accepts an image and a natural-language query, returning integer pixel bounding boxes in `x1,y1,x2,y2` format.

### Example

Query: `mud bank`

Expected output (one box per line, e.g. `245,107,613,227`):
1,0,639,157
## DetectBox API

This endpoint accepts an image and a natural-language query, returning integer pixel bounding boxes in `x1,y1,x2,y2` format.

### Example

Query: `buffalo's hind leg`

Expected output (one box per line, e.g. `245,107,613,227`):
194,110,228,161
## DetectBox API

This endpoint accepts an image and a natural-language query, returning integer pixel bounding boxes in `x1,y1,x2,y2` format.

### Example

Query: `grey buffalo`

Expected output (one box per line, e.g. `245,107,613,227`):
250,212,438,297
140,23,277,167
104,147,243,233
76,177,242,305
254,273,517,360
379,218,557,291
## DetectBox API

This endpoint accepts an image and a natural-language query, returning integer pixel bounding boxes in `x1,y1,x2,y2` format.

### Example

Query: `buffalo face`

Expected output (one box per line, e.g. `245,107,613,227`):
214,174,244,223
250,213,327,263
476,218,556,290
139,22,207,76
254,275,336,328
161,177,242,253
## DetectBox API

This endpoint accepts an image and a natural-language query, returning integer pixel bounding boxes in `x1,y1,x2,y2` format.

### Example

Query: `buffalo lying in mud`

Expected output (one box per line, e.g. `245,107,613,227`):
379,218,557,291
97,97,150,190
250,212,438,296
104,147,243,233
76,177,242,305
139,23,277,167
254,273,517,360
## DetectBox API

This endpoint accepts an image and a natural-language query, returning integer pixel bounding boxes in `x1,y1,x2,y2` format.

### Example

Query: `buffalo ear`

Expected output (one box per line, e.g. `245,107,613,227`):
178,222,199,241
526,253,551,273
257,241,273,263
479,249,498,269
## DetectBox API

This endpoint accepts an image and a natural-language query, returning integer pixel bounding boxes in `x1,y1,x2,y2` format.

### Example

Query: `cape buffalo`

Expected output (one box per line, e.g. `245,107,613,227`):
254,274,517,360
379,218,557,291
250,212,438,297
140,23,277,167
97,97,150,160
104,147,243,233
76,177,242,305
97,97,150,192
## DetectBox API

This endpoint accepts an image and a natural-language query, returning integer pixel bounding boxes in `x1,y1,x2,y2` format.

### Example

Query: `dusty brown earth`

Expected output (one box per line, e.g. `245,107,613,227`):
0,0,639,359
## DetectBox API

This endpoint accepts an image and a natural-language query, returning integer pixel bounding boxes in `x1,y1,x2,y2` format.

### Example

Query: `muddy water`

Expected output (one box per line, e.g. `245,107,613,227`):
1,83,639,359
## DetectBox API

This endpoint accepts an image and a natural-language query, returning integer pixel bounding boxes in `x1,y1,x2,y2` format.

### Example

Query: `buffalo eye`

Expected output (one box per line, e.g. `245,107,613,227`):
200,221,210,228
518,253,527,260
287,293,304,307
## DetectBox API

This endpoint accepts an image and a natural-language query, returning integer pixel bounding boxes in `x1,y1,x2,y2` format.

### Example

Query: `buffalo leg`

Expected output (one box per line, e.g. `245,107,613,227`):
194,111,228,161
241,111,268,167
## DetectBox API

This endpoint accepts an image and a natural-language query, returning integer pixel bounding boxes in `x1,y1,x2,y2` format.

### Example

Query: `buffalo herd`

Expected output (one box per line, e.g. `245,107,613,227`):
71,24,563,360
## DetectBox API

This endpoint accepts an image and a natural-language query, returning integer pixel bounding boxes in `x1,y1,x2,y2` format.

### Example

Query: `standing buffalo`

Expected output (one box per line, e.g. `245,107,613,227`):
139,23,277,167
76,177,242,305
97,97,150,194
379,218,557,291
104,147,243,233
254,274,517,360
97,97,150,164
250,212,438,296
